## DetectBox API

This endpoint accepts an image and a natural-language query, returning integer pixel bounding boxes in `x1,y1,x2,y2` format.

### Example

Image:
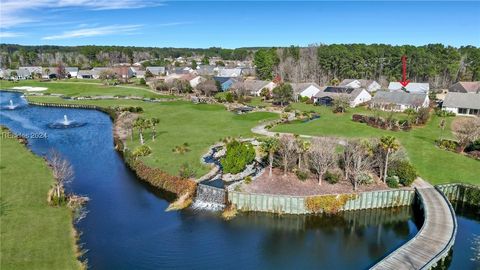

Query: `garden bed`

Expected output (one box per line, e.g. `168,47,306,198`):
241,168,391,196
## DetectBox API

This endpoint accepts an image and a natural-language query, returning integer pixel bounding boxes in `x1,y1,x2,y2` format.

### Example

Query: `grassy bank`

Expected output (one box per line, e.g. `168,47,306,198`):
26,96,278,177
0,129,81,270
0,80,172,99
272,103,479,185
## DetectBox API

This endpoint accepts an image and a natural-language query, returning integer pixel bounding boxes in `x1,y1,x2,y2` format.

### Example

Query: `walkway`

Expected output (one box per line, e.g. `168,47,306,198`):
371,187,457,270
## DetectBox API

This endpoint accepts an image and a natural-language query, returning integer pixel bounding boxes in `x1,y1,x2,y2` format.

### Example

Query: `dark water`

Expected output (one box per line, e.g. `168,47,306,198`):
0,91,443,269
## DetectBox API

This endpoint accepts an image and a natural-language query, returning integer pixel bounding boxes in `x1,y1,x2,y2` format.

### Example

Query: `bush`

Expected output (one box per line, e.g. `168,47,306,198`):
221,140,256,174
132,145,152,158
225,92,234,103
295,170,309,181
386,176,400,188
465,139,480,152
324,170,341,184
436,139,458,151
416,107,430,125
178,162,196,179
358,173,374,185
435,109,456,117
387,160,417,186
139,78,146,85
244,176,252,184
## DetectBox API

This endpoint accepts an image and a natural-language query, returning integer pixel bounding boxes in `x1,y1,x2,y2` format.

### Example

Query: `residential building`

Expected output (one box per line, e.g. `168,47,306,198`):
339,79,381,92
244,79,276,96
77,70,95,79
314,86,372,107
388,82,430,94
448,81,480,93
217,67,242,77
371,91,429,111
146,66,166,76
65,67,79,78
196,65,217,76
442,92,480,116
19,66,42,75
292,82,324,100
213,76,236,91
189,76,205,88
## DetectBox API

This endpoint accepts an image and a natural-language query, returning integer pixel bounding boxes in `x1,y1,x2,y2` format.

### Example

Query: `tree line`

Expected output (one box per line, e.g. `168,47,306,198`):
255,44,480,88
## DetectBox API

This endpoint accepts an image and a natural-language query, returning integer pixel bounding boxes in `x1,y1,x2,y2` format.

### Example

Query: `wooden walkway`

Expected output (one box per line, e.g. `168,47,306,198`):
371,187,457,270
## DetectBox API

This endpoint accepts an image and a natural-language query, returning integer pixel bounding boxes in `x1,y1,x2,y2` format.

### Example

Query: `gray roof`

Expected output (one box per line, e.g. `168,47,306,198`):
291,82,323,94
244,80,271,91
388,82,429,93
146,66,165,75
449,81,480,93
314,87,365,101
443,92,480,110
372,91,428,106
339,79,377,88
78,70,95,76
196,65,216,75
65,67,79,73
19,66,42,74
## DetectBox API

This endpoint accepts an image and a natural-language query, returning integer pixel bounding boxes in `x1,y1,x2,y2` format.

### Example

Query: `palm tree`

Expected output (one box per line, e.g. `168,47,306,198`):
379,136,400,183
297,139,311,170
149,118,160,141
260,137,279,178
134,118,149,145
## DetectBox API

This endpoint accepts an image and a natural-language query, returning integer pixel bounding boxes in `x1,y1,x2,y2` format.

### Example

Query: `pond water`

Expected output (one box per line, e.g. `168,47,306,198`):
1,90,476,269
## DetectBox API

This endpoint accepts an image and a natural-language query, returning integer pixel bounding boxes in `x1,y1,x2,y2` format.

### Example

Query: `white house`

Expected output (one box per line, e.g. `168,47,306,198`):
442,92,480,116
189,76,205,88
244,79,276,96
339,79,381,93
65,67,78,78
313,86,371,107
388,82,430,94
292,83,324,100
371,91,429,112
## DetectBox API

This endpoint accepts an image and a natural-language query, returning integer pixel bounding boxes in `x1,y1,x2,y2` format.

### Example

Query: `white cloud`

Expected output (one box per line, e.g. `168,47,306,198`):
0,0,163,28
42,24,142,40
0,31,24,38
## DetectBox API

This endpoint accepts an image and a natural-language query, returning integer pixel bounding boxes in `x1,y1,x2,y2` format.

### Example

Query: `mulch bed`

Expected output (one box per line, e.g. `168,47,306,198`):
242,168,391,196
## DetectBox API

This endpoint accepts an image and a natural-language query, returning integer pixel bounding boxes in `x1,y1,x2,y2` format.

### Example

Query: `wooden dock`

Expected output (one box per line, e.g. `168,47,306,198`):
371,187,457,270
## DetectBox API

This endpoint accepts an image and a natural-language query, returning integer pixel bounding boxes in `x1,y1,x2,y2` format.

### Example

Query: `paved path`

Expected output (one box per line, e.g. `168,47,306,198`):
371,187,457,270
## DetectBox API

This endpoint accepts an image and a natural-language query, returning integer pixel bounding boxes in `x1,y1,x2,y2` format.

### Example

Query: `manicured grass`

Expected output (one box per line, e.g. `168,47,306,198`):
273,103,479,185
27,96,278,177
0,130,81,270
0,80,172,99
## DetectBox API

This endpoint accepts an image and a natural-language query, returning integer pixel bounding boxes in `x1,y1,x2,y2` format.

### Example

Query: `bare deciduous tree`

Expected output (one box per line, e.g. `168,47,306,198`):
48,150,74,200
277,135,298,176
453,118,480,152
197,79,217,97
343,140,373,191
308,137,337,185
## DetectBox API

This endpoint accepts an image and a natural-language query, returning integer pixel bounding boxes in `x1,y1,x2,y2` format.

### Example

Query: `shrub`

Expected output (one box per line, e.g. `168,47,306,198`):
435,109,456,117
132,145,152,158
465,139,480,152
416,107,430,125
386,176,400,188
244,176,252,184
324,170,341,184
178,162,196,179
139,78,146,85
436,139,458,151
387,160,417,186
305,194,356,214
221,140,256,174
358,173,374,185
284,106,292,112
225,92,234,103
295,169,309,181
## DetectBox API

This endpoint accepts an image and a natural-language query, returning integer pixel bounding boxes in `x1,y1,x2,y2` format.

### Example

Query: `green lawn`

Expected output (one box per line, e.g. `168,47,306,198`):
272,103,479,185
0,80,172,99
0,130,81,270
27,96,278,177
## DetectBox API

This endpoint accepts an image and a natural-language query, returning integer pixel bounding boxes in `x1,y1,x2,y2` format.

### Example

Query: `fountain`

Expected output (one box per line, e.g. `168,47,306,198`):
6,100,18,110
63,115,72,125
48,114,85,129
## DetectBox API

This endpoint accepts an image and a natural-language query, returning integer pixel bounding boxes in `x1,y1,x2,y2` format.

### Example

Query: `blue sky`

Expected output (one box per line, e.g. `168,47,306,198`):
1,1,479,48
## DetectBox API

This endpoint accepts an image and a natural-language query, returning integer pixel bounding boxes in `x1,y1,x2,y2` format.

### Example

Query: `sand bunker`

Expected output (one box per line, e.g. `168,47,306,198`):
12,86,48,92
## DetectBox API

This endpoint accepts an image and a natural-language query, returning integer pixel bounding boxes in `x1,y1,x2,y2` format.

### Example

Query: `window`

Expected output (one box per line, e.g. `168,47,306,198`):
458,108,468,114
469,109,479,116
